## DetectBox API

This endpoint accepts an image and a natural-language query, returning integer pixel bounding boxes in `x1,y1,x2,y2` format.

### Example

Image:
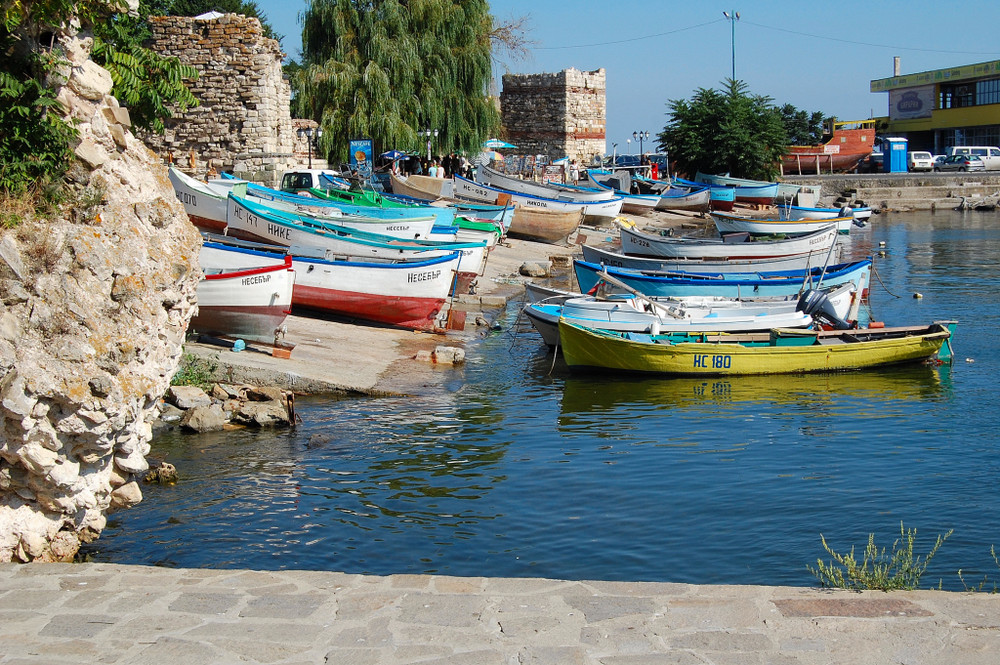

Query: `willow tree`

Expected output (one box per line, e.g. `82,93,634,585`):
298,0,501,162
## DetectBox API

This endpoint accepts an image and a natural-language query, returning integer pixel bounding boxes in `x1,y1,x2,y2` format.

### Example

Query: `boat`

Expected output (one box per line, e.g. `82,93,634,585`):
477,164,616,202
558,318,956,376
776,203,872,224
225,194,488,292
680,175,777,206
573,258,872,299
168,166,244,232
193,243,295,344
780,120,877,175
711,210,857,236
454,174,622,224
618,221,839,260
388,173,515,230
523,278,858,347
585,170,711,213
200,237,462,331
581,244,838,274
695,172,798,202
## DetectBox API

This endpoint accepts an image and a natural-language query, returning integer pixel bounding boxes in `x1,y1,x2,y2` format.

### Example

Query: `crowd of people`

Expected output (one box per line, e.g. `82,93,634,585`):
392,153,472,179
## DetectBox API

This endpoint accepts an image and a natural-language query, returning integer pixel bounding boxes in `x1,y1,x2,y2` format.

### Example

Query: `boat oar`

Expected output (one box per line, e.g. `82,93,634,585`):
595,270,685,319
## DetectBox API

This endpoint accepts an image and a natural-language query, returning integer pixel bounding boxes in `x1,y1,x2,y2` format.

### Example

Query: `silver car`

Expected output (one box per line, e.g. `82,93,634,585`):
933,154,986,172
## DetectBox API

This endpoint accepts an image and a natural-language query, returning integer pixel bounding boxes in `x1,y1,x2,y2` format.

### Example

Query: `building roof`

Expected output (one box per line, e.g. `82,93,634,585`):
871,59,1000,93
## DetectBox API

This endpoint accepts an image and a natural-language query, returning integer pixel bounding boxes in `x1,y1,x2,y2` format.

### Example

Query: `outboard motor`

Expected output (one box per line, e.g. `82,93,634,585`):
797,288,853,330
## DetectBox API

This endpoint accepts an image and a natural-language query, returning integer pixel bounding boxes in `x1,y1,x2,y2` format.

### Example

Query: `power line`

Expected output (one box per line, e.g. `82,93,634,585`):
741,20,1000,56
535,18,725,50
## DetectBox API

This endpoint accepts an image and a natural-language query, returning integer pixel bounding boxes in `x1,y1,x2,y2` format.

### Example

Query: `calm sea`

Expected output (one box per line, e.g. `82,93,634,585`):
85,209,1000,590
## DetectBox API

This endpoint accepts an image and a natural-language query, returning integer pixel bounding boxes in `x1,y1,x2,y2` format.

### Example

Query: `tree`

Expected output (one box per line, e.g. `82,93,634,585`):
779,104,829,145
92,0,200,133
298,0,501,162
657,79,788,181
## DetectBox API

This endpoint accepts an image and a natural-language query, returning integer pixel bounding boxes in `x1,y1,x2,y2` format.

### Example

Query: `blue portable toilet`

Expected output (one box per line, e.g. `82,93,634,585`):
883,137,908,173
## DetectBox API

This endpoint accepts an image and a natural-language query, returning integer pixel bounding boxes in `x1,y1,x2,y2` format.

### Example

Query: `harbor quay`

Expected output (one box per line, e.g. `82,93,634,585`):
1,561,997,664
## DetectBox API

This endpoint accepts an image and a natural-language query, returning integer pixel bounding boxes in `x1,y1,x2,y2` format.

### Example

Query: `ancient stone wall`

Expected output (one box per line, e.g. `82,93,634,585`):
144,13,296,185
0,26,201,562
500,68,606,164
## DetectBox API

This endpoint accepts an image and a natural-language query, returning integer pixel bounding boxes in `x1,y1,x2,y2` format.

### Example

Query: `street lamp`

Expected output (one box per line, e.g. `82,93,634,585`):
633,130,649,161
297,127,323,169
626,138,631,157
612,142,618,166
723,10,740,81
424,128,439,160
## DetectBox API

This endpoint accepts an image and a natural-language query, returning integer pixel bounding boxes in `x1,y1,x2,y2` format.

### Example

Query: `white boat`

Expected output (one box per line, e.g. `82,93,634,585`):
477,164,615,202
618,220,839,260
585,170,711,212
580,244,839,273
193,243,295,344
200,238,461,331
711,211,856,236
523,278,858,347
225,194,488,292
169,166,241,232
776,203,872,224
454,175,623,224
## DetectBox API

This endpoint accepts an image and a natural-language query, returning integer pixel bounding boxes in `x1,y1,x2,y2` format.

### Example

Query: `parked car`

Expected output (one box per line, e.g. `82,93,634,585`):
907,151,934,172
932,154,947,167
933,154,986,172
862,152,884,173
946,146,1000,170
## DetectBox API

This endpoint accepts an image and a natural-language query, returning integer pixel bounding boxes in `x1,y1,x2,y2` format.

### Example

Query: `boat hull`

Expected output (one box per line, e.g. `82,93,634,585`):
581,244,836,273
193,253,295,344
454,175,622,223
711,211,855,235
573,259,871,299
559,320,954,376
619,222,839,260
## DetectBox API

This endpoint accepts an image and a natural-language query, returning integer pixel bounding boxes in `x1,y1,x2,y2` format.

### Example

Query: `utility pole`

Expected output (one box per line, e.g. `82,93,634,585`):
723,10,740,80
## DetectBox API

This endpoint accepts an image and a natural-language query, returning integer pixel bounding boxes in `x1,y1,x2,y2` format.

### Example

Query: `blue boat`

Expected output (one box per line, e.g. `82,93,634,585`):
573,258,872,299
674,177,736,210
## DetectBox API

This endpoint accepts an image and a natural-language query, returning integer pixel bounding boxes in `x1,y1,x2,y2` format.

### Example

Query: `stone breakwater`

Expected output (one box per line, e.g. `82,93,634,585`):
0,18,201,562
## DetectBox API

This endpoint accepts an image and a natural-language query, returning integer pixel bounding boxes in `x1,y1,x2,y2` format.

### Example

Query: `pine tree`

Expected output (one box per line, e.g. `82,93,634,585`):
298,0,501,162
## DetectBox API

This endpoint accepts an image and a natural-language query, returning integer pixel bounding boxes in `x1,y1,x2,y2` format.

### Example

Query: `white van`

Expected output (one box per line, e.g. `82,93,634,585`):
946,146,1000,170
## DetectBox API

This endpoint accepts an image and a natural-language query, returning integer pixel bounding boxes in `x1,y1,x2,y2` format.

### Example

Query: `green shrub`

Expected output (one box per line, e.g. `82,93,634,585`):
808,522,952,591
170,352,218,391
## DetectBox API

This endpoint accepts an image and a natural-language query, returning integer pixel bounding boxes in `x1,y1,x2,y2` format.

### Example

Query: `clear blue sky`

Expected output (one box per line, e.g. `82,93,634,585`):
258,0,1000,152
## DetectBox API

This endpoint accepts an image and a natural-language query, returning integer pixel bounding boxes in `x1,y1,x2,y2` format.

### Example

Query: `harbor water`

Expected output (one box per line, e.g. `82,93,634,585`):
85,210,1000,590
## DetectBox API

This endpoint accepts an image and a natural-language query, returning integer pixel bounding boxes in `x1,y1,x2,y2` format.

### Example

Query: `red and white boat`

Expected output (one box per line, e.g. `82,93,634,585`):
193,244,295,344
200,238,462,331
780,120,877,175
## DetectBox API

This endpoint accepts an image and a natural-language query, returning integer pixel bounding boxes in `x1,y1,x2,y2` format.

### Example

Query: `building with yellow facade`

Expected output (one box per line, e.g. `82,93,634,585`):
871,59,1000,153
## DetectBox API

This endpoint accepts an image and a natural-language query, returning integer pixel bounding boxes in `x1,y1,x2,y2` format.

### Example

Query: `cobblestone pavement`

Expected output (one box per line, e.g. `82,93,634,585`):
1,563,997,664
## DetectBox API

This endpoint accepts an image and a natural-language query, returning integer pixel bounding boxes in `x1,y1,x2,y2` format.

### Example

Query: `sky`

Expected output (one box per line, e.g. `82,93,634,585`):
257,0,1000,153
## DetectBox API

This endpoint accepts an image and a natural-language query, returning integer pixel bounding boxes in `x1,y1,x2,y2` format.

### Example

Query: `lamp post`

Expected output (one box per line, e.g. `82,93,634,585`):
633,130,649,162
626,138,631,158
723,10,740,81
297,127,323,169
424,128,438,160
612,142,618,166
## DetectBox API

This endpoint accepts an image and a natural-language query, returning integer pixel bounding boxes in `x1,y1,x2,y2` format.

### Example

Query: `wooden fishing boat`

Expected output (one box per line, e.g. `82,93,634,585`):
776,203,872,224
505,206,584,244
581,244,838,273
619,221,839,260
225,194,488,292
454,175,622,224
695,172,798,202
585,170,711,213
200,238,461,331
389,173,514,231
477,165,615,202
169,166,243,232
245,181,457,225
711,211,856,236
558,319,957,376
683,174,777,205
780,120,876,175
573,258,871,299
193,244,295,344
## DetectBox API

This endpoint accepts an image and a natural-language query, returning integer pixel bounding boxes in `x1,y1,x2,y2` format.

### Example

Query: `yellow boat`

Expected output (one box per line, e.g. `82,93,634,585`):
558,319,957,376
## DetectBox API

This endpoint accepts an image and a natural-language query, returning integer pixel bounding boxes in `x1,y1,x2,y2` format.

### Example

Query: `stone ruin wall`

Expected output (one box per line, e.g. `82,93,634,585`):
144,14,296,185
500,68,606,164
